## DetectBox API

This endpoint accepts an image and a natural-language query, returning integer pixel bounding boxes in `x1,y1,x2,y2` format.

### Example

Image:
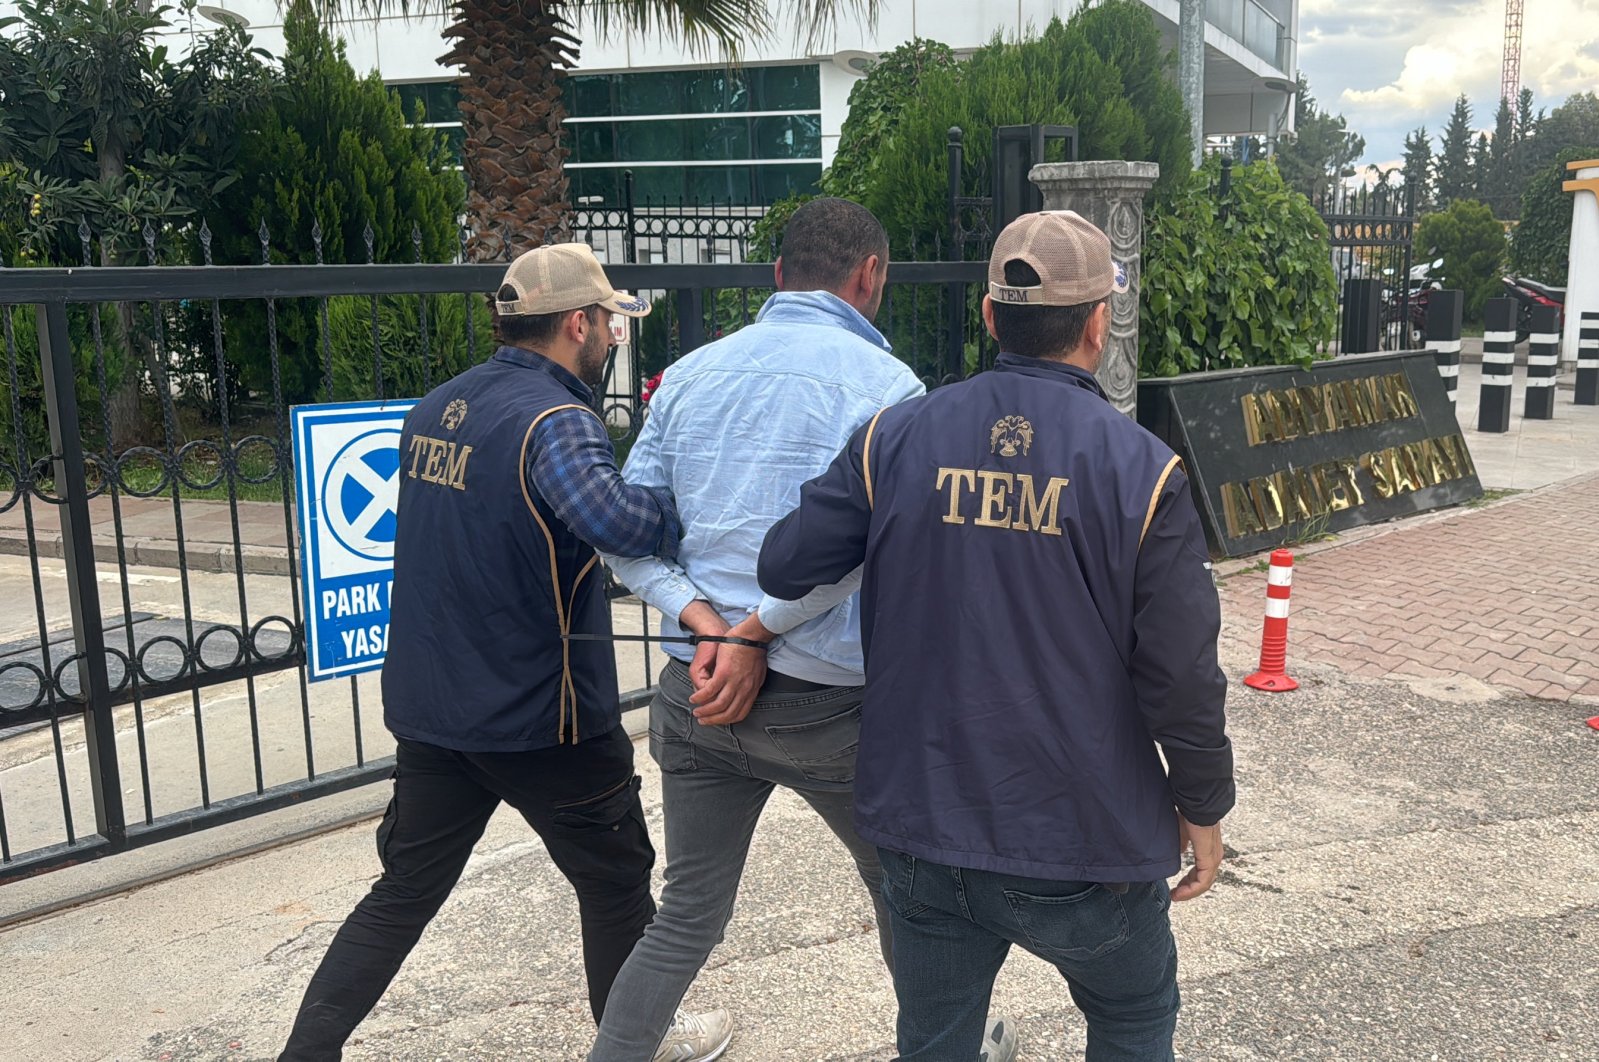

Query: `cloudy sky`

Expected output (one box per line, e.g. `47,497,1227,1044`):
1298,0,1599,167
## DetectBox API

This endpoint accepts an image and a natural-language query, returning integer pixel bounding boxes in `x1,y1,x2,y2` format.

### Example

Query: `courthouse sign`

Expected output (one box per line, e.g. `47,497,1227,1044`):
1138,351,1482,556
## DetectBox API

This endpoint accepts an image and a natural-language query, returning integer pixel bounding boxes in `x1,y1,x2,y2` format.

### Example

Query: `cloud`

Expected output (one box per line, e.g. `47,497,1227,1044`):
1341,41,1492,114
1300,0,1599,162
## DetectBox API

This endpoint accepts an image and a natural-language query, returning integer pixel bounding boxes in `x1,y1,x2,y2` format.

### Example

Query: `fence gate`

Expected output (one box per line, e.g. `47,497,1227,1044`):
0,236,986,885
1316,182,1419,354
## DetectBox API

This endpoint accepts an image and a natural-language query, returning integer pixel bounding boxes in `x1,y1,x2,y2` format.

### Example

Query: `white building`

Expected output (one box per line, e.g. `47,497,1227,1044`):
159,0,1298,207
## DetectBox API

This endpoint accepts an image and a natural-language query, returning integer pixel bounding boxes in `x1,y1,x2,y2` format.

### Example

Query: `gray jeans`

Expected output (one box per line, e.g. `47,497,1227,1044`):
587,661,892,1060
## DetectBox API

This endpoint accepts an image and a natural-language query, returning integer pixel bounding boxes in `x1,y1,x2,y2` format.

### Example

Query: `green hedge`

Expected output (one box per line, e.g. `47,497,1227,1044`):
1140,158,1337,376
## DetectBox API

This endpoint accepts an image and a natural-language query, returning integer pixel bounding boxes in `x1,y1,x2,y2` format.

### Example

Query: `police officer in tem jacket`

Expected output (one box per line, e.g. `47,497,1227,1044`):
758,212,1235,1062
280,244,718,1060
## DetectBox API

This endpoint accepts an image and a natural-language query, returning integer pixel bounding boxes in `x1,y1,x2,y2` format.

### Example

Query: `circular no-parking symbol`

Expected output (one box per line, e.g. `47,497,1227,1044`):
320,428,403,562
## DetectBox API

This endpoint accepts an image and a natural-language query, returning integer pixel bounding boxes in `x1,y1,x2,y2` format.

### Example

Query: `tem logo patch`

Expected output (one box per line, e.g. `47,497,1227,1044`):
990,415,1034,458
442,398,468,431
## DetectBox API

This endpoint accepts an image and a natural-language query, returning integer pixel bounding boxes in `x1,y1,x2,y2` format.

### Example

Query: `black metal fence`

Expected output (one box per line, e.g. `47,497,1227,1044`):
1314,182,1419,354
0,229,986,884
570,173,775,266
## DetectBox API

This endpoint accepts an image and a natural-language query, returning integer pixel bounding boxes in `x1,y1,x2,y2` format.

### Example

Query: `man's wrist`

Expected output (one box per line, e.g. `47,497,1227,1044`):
678,599,731,637
730,611,776,645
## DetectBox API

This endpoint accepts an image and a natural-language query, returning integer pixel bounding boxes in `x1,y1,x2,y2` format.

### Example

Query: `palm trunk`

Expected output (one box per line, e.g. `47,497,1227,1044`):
443,0,578,262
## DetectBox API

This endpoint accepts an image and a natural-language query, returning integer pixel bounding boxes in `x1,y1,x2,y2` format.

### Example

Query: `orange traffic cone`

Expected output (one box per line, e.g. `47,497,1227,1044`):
1244,549,1299,692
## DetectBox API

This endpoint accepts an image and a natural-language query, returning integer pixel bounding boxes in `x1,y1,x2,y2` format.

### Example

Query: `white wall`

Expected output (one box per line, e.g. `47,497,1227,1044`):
1564,165,1599,368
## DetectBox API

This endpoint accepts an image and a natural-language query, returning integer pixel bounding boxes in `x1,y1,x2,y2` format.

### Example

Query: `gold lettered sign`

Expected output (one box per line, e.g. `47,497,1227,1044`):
1137,352,1483,557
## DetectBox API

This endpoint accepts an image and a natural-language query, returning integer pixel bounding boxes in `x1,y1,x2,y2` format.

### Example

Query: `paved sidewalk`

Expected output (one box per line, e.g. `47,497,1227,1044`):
1452,362,1599,489
6,448,1599,1061
1219,471,1599,703
6,634,1596,1062
0,495,294,574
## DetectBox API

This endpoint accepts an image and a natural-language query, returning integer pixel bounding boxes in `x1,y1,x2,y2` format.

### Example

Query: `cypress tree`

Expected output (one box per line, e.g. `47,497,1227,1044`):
1402,127,1434,213
1435,95,1476,208
208,0,465,401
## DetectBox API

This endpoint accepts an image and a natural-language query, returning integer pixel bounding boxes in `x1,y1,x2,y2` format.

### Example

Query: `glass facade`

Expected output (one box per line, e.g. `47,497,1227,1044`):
390,64,823,207
566,66,820,116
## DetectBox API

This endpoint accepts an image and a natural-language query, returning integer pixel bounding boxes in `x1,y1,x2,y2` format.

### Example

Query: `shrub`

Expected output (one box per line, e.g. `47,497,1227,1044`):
323,293,492,403
1,301,131,459
207,1,465,404
1510,147,1599,287
1140,158,1337,376
1416,199,1507,322
856,5,1191,261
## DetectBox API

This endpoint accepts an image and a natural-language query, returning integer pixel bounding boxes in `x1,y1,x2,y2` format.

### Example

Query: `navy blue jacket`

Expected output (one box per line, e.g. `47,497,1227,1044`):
758,353,1233,882
383,352,650,751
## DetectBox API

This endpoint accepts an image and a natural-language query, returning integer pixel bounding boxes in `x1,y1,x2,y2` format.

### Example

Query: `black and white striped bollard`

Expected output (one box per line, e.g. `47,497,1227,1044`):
1478,297,1516,433
1523,304,1560,420
1578,311,1598,407
1425,289,1463,405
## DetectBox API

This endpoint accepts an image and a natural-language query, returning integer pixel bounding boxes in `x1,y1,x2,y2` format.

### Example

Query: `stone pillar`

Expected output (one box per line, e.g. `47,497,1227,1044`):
1028,161,1160,417
1178,0,1206,166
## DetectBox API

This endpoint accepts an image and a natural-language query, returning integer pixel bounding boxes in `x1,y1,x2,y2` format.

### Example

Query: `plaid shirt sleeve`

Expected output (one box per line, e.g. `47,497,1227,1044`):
525,407,681,559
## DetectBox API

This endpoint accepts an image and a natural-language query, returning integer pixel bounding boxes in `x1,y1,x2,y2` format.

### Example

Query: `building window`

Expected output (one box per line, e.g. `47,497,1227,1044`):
390,64,823,207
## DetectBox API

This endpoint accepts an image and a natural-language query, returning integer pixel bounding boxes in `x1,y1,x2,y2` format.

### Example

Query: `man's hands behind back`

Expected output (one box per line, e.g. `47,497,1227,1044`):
688,613,772,727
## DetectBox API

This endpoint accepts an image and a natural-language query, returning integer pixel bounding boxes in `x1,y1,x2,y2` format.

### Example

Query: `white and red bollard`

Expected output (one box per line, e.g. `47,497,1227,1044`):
1244,549,1299,692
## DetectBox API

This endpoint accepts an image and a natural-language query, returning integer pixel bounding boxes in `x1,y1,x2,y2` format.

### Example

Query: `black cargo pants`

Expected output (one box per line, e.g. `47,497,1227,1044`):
279,726,656,1060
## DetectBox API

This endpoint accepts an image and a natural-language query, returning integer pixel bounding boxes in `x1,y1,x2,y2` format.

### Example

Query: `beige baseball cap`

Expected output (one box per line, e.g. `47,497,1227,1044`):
495,243,652,318
987,211,1128,307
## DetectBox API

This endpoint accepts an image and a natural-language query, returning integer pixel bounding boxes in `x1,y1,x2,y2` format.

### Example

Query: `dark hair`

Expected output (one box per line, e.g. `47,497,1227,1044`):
777,197,889,291
988,260,1104,359
495,288,599,349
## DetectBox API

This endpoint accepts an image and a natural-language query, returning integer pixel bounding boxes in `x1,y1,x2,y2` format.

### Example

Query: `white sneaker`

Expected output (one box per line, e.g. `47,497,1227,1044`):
652,1008,734,1062
979,1014,1019,1062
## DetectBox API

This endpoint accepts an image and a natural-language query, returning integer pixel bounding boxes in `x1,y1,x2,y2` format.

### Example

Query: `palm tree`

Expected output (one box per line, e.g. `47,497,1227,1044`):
320,0,874,260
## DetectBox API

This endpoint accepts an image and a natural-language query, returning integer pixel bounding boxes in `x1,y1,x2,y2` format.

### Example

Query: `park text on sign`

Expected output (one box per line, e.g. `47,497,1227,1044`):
292,399,419,681
1137,352,1482,557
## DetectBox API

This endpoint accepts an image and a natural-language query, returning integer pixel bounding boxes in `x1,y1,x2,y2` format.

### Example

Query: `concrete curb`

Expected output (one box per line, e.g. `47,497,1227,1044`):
0,529,293,576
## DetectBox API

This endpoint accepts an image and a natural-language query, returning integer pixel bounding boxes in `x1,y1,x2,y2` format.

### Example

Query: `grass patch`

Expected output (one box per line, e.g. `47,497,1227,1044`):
113,445,287,503
1277,512,1336,548
1465,487,1522,509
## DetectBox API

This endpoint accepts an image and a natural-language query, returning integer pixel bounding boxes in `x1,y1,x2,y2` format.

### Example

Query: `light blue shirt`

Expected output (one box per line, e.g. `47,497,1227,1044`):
604,290,925,684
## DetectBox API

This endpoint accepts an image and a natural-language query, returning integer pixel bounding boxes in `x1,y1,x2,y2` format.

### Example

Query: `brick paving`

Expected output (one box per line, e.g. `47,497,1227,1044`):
1220,471,1599,703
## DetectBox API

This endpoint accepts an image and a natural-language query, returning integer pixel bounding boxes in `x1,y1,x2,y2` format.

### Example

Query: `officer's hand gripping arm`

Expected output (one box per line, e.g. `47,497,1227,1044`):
758,424,874,603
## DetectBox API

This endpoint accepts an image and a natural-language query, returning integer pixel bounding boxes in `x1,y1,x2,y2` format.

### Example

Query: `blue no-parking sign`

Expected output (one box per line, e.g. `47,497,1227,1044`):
292,399,419,681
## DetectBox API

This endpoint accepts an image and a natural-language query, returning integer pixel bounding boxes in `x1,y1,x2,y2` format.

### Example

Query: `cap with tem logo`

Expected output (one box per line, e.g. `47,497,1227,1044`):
987,211,1129,307
495,243,653,319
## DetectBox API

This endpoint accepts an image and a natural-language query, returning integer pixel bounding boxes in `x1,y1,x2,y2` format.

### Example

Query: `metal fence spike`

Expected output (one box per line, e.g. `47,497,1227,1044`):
199,219,214,264
259,219,271,264
312,218,325,265
364,221,376,264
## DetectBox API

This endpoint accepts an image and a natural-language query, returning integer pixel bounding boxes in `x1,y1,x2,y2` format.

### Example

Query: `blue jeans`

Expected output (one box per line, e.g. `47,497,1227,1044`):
879,847,1180,1062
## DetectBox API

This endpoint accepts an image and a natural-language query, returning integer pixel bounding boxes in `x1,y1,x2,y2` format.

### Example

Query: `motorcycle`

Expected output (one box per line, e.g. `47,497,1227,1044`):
1500,276,1566,342
1382,257,1445,350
